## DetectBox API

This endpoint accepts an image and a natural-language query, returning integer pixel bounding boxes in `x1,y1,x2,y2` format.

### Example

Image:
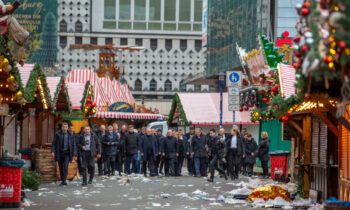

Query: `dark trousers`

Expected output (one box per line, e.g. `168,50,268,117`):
125,154,138,174
187,156,194,175
261,159,269,177
165,157,176,175
97,155,104,175
176,155,184,175
246,163,254,175
194,157,207,176
143,151,155,175
81,151,95,183
115,152,123,173
158,156,164,174
58,153,70,182
104,155,115,175
242,157,246,174
227,148,240,178
77,152,82,174
209,154,225,179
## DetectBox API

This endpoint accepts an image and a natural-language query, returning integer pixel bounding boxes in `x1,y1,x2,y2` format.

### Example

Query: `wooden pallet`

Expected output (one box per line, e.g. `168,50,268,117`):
33,149,57,183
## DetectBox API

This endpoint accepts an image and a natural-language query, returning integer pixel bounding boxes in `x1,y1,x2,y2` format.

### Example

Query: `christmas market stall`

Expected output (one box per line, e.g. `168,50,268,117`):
167,93,259,137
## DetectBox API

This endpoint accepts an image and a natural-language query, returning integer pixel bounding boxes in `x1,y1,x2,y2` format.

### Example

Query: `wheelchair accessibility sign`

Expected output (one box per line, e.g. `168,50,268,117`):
226,71,242,87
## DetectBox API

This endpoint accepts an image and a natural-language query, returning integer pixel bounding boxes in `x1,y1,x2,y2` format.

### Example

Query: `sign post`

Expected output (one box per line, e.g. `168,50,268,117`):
226,71,242,126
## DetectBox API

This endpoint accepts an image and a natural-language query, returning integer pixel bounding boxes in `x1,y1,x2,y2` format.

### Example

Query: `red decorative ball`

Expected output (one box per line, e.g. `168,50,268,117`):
286,113,292,117
301,8,309,16
91,102,96,108
303,2,311,8
249,103,254,107
302,45,309,53
273,105,279,109
339,41,346,49
268,101,272,106
295,51,301,57
244,106,248,111
294,37,301,43
282,31,289,38
293,62,301,69
282,116,289,123
240,107,243,112
272,87,278,93
275,84,279,89
263,98,268,103
323,55,332,64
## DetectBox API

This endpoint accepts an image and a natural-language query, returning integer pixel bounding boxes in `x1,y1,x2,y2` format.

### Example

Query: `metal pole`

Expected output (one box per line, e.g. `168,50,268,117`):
233,111,235,126
219,79,223,128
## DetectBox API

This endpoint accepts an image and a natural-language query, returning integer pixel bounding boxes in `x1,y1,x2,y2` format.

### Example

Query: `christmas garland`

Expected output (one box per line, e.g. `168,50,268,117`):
53,77,71,113
167,93,190,126
80,81,96,116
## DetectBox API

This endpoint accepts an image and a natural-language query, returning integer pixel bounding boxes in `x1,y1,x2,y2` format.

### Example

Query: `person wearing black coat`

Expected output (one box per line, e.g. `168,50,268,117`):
103,126,119,176
225,128,245,180
51,122,77,186
155,129,164,174
244,134,258,177
191,128,208,177
207,129,227,182
124,125,140,174
95,125,107,176
140,128,158,177
162,130,179,176
176,129,189,176
258,132,270,179
78,126,102,185
68,125,81,174
116,125,127,175
218,128,229,173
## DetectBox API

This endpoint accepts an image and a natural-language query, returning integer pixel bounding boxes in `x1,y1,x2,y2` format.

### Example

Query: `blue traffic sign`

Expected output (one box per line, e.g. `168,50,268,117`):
229,72,240,83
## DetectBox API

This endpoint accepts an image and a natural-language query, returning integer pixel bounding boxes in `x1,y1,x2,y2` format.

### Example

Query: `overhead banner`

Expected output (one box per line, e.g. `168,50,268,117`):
4,0,58,67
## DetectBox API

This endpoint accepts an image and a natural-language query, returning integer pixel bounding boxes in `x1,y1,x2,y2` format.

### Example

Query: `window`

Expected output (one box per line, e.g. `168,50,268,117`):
179,0,191,21
180,40,187,52
209,85,216,92
59,20,67,32
164,79,172,91
134,0,146,20
75,20,82,32
194,0,203,22
164,0,176,21
149,0,161,21
119,0,131,20
75,36,82,44
120,38,128,45
60,36,67,48
150,79,157,91
165,39,172,52
135,38,143,46
195,40,202,52
194,84,201,92
90,37,97,45
135,79,142,91
179,80,187,92
150,39,157,51
105,37,113,45
104,0,116,19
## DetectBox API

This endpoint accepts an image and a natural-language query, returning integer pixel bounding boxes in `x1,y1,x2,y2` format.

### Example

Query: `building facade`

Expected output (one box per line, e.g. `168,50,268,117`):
57,0,207,104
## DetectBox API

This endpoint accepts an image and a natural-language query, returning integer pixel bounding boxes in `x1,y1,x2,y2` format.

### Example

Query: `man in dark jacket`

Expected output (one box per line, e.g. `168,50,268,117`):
52,122,76,185
244,133,258,177
225,128,245,180
218,128,229,174
155,129,164,174
103,125,119,176
258,132,270,179
124,125,140,174
176,129,188,176
140,128,158,177
207,129,227,182
78,126,101,185
95,124,106,176
191,128,208,177
162,130,179,176
185,126,195,140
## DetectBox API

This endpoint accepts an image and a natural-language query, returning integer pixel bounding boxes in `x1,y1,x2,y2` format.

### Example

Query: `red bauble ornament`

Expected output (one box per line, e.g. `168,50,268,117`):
282,116,289,123
301,8,309,16
272,87,278,93
268,101,272,106
263,98,268,103
305,94,311,101
273,105,279,109
242,79,249,86
239,107,243,112
293,62,301,69
91,102,96,108
286,113,292,117
323,55,332,64
244,106,248,111
294,37,301,43
303,2,311,8
249,103,254,108
295,51,301,57
302,45,309,53
339,41,346,49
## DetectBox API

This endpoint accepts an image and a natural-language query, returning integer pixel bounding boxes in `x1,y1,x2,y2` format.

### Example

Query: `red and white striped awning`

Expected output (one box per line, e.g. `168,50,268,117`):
66,83,86,109
278,63,296,98
46,77,61,99
94,111,167,120
16,64,35,87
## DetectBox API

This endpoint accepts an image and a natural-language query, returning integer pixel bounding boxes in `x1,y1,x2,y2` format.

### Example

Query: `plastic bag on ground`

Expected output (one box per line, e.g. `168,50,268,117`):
227,187,251,196
266,197,291,207
224,198,247,205
192,189,208,196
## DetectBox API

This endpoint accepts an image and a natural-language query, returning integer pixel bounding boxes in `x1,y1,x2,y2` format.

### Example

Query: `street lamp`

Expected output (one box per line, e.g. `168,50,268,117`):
218,73,225,128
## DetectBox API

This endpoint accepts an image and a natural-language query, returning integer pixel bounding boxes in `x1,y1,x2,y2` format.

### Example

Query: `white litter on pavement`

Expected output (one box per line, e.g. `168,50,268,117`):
38,188,49,191
224,198,247,205
227,187,251,195
187,184,194,187
152,202,161,207
192,189,208,196
175,193,188,197
75,205,82,208
209,202,222,206
266,197,291,207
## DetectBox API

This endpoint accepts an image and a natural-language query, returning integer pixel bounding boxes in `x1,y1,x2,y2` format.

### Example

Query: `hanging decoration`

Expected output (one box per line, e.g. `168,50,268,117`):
81,82,96,117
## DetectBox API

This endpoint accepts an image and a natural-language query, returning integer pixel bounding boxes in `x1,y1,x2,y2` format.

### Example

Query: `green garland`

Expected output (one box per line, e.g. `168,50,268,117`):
260,32,285,68
167,93,190,126
53,77,71,113
23,64,52,104
80,81,93,112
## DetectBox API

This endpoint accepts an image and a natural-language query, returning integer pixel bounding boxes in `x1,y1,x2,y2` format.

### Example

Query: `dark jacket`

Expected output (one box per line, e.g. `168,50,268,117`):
118,131,127,156
225,134,245,156
191,133,208,158
124,132,140,155
78,132,102,157
218,133,230,143
208,135,225,157
179,135,190,156
258,138,270,161
156,134,164,155
103,133,119,156
185,132,195,141
162,136,179,159
95,131,107,153
52,130,76,162
70,131,79,156
244,139,258,164
140,134,158,161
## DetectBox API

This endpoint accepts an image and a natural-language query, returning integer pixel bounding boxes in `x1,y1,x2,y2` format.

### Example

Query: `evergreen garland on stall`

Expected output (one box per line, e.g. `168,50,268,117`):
167,93,190,126
53,77,71,113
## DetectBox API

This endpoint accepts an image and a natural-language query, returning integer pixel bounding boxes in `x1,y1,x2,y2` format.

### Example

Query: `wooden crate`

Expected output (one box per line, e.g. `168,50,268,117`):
33,149,57,183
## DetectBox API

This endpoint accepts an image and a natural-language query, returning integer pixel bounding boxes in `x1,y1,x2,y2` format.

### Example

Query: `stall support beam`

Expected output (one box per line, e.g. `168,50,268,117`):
312,109,338,136
302,116,311,198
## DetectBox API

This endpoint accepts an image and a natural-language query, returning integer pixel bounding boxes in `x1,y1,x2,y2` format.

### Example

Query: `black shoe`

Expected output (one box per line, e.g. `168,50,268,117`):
144,173,147,177
88,179,92,184
165,174,170,177
230,176,235,180
119,172,122,176
207,178,214,182
224,174,228,180
61,181,67,186
111,172,115,176
82,182,87,186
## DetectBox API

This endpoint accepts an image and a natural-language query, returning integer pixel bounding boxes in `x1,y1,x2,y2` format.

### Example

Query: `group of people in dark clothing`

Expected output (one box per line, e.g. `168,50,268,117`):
51,122,270,186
